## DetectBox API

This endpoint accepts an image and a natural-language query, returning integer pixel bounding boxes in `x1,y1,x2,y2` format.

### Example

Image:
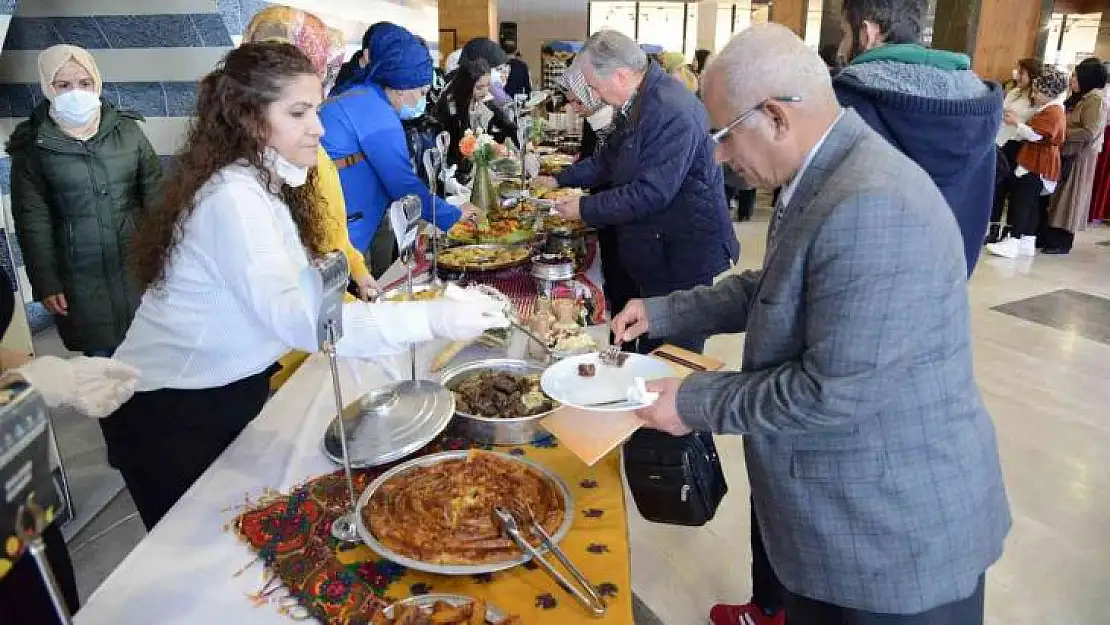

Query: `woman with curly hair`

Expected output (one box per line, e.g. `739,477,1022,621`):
107,42,508,529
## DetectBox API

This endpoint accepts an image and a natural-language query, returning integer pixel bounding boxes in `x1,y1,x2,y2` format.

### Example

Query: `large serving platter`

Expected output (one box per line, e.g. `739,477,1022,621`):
436,244,533,273
355,450,574,576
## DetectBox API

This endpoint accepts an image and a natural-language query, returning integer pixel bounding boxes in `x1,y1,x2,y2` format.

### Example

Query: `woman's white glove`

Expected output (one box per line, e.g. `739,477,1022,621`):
425,288,510,340
16,356,140,418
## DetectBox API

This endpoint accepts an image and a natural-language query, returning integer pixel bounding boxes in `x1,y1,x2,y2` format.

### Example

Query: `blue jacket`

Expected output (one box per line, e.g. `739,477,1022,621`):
319,84,461,252
833,45,1004,276
558,64,738,291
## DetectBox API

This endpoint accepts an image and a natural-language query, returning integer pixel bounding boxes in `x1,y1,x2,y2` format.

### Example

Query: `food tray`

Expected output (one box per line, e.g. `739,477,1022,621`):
437,244,533,273
437,358,556,445
382,594,509,623
355,450,574,576
377,283,444,302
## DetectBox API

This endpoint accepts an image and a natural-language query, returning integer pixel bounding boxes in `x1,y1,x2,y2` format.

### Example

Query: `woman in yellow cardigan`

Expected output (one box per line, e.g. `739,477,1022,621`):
242,6,379,388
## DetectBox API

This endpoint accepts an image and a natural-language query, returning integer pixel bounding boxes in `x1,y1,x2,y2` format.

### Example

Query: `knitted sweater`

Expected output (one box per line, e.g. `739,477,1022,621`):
1016,104,1066,182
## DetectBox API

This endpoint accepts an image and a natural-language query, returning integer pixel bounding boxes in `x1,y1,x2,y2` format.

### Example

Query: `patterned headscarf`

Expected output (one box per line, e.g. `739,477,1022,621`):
556,62,603,115
1033,69,1069,101
244,5,334,78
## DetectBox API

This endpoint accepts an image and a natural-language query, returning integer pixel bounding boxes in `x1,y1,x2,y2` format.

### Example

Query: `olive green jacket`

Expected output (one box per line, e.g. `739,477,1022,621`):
7,101,161,352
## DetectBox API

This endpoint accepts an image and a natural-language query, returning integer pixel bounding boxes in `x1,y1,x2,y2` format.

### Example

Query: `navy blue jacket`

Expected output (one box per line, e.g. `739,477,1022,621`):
558,64,738,291
834,73,1004,276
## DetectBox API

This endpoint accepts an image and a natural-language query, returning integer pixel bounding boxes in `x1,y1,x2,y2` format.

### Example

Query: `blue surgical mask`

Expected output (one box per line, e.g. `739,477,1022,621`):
399,95,427,120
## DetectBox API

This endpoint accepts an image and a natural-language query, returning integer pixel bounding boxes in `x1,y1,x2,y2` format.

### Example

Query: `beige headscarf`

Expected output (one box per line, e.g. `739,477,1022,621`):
38,44,103,140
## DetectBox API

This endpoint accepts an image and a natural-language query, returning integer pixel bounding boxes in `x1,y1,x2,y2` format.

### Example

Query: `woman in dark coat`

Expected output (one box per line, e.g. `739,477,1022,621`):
7,45,161,357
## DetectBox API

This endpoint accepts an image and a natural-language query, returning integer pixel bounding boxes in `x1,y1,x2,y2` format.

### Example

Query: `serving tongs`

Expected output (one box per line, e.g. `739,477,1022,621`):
492,505,607,617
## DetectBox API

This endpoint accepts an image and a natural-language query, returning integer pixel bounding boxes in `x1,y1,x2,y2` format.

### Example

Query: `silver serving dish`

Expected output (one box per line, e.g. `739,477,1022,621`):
382,594,509,623
355,450,574,576
437,244,533,273
376,282,443,302
437,358,556,445
321,380,455,468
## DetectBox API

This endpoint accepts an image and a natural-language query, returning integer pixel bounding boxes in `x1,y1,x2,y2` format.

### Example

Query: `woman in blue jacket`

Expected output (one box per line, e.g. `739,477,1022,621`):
319,24,475,274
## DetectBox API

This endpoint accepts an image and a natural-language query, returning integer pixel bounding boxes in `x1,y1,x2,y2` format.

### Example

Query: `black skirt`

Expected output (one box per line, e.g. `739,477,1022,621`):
98,365,277,530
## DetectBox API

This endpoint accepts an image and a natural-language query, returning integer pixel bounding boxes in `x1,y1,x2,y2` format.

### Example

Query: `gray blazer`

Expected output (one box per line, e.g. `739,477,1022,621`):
645,111,1010,614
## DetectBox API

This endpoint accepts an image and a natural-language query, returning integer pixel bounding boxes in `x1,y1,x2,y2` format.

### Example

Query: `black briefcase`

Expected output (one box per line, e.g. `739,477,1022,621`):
622,428,728,527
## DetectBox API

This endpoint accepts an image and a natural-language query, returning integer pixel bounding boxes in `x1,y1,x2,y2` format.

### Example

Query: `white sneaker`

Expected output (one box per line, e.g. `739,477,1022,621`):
986,237,1020,259
1018,236,1037,257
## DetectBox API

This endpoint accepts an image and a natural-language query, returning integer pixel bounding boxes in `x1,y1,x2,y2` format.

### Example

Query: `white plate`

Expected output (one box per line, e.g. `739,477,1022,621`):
540,352,673,411
382,594,509,622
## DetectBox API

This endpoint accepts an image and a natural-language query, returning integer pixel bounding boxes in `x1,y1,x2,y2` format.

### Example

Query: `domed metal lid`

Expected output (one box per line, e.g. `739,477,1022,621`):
322,379,455,468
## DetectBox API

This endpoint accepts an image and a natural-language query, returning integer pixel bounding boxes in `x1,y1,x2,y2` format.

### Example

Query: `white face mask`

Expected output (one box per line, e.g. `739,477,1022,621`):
587,106,614,130
264,146,310,188
491,68,507,86
52,89,100,126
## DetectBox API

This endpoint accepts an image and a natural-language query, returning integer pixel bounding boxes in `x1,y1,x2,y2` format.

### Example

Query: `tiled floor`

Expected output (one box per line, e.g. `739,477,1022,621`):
47,214,1110,624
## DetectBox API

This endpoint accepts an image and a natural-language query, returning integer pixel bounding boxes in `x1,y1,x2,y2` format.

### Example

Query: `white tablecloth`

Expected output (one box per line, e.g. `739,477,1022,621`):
73,346,446,625
73,265,536,623
75,252,612,625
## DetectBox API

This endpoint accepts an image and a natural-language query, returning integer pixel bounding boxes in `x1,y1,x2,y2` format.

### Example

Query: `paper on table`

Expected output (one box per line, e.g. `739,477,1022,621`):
542,344,725,466
540,406,643,467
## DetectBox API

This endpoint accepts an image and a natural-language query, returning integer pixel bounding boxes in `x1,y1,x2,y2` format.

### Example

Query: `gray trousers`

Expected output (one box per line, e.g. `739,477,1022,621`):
783,575,985,625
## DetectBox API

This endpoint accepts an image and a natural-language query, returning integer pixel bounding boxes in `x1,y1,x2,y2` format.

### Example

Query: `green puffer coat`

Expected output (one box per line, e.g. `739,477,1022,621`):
7,101,161,353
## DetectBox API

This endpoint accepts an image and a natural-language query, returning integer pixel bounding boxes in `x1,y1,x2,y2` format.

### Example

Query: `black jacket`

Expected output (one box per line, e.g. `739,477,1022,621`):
505,57,532,98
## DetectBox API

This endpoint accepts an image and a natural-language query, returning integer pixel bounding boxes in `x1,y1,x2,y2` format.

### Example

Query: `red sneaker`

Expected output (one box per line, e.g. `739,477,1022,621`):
709,602,785,625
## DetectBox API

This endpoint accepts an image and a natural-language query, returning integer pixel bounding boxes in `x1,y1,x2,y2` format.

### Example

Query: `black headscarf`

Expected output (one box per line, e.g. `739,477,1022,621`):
1064,57,1108,111
459,38,508,72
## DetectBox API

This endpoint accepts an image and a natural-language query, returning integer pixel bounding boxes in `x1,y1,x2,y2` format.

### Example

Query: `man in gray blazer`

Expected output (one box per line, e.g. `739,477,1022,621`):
614,25,1011,625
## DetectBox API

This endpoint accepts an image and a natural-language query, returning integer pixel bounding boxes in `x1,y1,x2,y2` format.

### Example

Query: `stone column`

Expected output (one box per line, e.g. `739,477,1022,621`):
932,0,1052,81
769,0,810,39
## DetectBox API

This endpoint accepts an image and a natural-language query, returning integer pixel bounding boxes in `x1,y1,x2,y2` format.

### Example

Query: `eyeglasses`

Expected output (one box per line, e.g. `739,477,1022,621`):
711,96,803,144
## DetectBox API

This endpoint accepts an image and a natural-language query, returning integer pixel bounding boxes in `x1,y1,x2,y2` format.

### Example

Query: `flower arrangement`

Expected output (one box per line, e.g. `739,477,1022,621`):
458,129,508,167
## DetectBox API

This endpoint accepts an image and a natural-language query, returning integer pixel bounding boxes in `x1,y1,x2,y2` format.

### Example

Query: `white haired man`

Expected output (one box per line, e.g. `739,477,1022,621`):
537,30,738,355
613,24,1009,625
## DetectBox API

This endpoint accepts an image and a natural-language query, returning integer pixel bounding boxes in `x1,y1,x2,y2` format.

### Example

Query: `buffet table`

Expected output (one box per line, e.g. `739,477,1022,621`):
74,263,632,625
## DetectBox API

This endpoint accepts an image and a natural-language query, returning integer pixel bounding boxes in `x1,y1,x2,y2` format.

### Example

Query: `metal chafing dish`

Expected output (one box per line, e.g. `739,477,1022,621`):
354,450,574,576
531,253,576,298
436,358,556,445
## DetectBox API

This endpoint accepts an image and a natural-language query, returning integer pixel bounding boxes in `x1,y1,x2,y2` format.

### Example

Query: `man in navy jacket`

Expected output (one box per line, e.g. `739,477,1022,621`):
833,0,1003,276
542,30,738,354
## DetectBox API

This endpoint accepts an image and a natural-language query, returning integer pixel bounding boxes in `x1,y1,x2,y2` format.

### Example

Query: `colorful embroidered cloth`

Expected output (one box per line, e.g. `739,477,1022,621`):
234,434,633,624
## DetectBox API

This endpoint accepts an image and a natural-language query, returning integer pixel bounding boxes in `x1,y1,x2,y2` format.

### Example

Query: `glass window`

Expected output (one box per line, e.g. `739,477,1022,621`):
589,1,638,40
715,4,734,52
805,0,823,49
684,3,699,57
637,2,687,56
